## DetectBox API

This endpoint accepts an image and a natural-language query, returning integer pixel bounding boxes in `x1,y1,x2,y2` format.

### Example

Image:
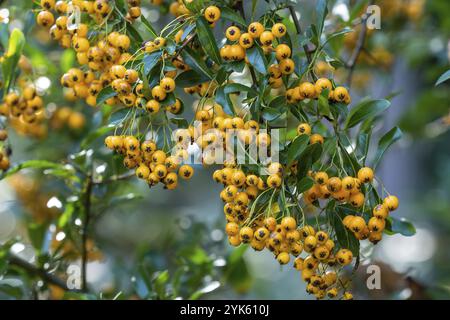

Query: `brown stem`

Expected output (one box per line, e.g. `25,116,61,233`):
9,254,75,292
233,0,246,20
346,1,374,86
288,5,317,81
233,0,258,87
81,174,93,292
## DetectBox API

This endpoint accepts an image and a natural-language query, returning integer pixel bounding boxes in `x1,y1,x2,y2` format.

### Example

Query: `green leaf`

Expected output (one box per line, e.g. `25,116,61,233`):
126,22,143,43
435,69,450,86
318,89,332,118
224,83,257,97
140,14,158,38
58,203,74,228
28,222,48,253
246,46,267,74
143,51,162,75
196,17,222,65
356,132,370,163
2,160,74,180
170,118,189,128
385,217,416,236
60,49,76,73
345,99,390,129
223,246,252,293
296,143,323,178
215,86,234,115
181,46,213,79
96,86,117,106
262,107,283,122
80,125,115,149
323,27,353,45
220,6,246,26
316,0,329,35
287,134,310,166
215,83,256,116
329,204,360,256
350,0,369,21
176,70,210,87
297,176,314,194
2,28,25,92
372,127,402,169
153,270,169,299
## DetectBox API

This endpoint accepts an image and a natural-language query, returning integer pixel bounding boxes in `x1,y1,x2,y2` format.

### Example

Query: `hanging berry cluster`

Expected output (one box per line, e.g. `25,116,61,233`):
25,0,412,299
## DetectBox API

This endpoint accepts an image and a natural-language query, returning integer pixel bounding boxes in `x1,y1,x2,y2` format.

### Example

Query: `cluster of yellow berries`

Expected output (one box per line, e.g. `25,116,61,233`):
36,0,137,107
37,0,115,30
104,135,194,189
287,78,351,104
296,122,325,145
57,28,134,106
0,81,48,138
305,167,373,207
220,21,293,69
168,0,192,18
50,106,86,131
0,129,9,172
224,207,355,299
1,86,43,125
344,195,399,244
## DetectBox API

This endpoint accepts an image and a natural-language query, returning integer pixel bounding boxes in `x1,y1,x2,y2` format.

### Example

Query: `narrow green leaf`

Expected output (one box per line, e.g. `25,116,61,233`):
220,6,246,26
435,69,450,86
143,51,162,75
329,204,360,255
176,70,210,87
140,14,158,38
2,160,73,179
224,83,257,97
296,143,323,178
385,217,416,236
58,203,74,228
345,99,390,129
297,176,315,194
215,86,234,115
196,17,222,65
246,46,267,74
96,86,117,106
181,47,213,79
287,134,310,166
2,28,25,92
170,118,189,128
372,126,403,169
126,22,143,43
80,125,115,149
316,0,329,35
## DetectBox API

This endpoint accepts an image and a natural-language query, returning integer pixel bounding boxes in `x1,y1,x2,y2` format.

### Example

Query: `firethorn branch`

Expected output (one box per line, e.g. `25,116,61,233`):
9,254,74,292
233,0,258,87
81,172,93,292
288,5,317,81
346,0,374,86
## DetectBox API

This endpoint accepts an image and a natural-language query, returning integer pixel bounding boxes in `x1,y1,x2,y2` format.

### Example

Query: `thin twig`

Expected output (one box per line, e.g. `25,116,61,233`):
346,1,374,86
81,174,93,292
93,171,135,185
288,5,317,81
9,254,74,292
233,0,258,87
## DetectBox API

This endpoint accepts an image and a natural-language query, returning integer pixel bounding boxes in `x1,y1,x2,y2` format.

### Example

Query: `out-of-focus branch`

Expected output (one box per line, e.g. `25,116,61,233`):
9,254,72,292
346,1,374,86
81,173,93,292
